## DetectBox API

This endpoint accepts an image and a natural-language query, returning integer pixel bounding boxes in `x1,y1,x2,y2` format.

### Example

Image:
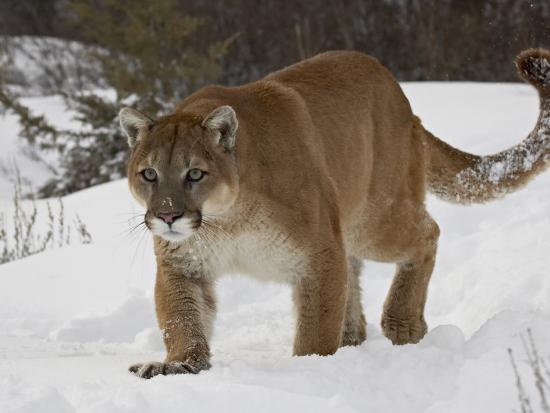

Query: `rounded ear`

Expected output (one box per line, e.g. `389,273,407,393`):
119,107,154,148
201,105,238,151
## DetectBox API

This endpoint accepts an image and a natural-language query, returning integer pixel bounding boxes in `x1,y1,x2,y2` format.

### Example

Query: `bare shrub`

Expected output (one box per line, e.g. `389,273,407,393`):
509,329,550,413
0,171,92,264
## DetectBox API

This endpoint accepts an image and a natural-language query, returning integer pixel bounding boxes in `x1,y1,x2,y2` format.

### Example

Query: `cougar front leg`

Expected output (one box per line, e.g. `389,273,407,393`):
292,246,348,356
130,264,216,379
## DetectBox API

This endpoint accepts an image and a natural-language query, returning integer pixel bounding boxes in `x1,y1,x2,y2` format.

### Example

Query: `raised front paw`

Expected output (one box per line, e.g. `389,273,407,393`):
129,359,211,379
381,313,427,345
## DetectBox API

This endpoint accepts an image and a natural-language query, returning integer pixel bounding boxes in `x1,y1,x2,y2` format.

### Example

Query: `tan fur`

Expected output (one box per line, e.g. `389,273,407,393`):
121,49,550,378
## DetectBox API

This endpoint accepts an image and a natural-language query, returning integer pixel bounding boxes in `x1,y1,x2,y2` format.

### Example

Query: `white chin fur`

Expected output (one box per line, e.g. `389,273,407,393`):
150,217,195,243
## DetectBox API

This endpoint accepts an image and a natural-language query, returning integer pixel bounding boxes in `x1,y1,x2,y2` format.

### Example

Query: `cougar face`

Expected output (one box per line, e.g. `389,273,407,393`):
121,106,240,243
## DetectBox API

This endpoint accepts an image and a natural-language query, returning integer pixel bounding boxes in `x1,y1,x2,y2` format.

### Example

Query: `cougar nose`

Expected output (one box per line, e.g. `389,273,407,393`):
157,212,183,224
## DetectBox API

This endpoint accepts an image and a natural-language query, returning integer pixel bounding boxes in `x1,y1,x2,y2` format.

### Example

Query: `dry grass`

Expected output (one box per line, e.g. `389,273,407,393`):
0,172,91,264
509,329,550,413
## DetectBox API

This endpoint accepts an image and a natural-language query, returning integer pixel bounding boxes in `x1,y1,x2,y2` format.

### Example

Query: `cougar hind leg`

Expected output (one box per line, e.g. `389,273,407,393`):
381,215,439,345
341,255,367,347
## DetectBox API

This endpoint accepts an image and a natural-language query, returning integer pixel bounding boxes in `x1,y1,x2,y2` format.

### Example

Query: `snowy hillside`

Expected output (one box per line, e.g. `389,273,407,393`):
1,82,549,413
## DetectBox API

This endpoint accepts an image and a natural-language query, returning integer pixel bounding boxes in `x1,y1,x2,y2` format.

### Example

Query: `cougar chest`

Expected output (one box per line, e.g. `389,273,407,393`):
202,226,306,282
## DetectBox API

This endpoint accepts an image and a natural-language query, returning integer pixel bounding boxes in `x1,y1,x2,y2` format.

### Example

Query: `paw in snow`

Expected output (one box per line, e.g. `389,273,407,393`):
341,315,367,347
129,359,211,379
381,313,428,345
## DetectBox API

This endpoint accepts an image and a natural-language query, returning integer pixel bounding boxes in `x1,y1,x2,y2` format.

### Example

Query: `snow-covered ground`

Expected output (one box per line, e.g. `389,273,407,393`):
1,82,549,412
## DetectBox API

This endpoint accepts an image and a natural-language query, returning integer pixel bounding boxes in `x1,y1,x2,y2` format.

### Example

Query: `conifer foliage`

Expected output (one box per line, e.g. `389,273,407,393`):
0,0,231,196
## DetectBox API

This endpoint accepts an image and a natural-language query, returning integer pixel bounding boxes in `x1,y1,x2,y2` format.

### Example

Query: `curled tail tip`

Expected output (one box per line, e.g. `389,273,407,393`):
516,48,550,95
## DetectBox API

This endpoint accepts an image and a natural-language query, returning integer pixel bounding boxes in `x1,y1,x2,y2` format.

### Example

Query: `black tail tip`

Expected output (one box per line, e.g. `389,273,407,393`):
516,48,550,95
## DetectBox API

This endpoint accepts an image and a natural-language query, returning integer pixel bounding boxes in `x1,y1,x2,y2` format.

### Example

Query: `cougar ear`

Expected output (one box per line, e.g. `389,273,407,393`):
119,107,154,148
202,105,238,151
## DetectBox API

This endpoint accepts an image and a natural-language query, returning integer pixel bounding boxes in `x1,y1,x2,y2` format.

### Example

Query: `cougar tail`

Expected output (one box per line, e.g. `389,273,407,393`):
425,48,550,204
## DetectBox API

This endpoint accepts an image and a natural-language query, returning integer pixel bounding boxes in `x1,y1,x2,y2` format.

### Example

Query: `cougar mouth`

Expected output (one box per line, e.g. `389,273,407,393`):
148,214,201,243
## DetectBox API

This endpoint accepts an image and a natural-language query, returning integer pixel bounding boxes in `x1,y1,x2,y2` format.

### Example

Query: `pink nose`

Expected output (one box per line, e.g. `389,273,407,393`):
157,212,183,224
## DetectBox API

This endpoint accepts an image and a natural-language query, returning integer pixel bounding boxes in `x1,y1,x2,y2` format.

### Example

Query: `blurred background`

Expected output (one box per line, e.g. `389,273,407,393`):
0,0,548,197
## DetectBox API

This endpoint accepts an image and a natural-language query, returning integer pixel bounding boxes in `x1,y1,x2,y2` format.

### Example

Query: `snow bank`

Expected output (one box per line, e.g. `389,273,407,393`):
0,82,549,412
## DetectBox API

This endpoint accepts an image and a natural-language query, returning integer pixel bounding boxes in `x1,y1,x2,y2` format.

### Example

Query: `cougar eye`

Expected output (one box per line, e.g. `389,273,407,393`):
187,168,204,182
141,168,157,182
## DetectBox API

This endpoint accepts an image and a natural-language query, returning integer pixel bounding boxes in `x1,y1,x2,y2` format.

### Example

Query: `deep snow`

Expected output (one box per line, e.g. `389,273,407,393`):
1,82,549,412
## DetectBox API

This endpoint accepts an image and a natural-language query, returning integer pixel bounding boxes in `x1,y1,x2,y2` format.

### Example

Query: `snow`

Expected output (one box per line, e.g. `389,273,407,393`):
1,82,549,412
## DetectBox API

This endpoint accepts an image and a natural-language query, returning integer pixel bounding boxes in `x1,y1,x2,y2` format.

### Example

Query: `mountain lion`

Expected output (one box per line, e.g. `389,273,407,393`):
119,48,550,378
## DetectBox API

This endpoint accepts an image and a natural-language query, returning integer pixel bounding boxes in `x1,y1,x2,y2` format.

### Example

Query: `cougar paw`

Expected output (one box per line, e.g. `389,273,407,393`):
341,315,367,347
381,313,427,345
129,359,211,379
